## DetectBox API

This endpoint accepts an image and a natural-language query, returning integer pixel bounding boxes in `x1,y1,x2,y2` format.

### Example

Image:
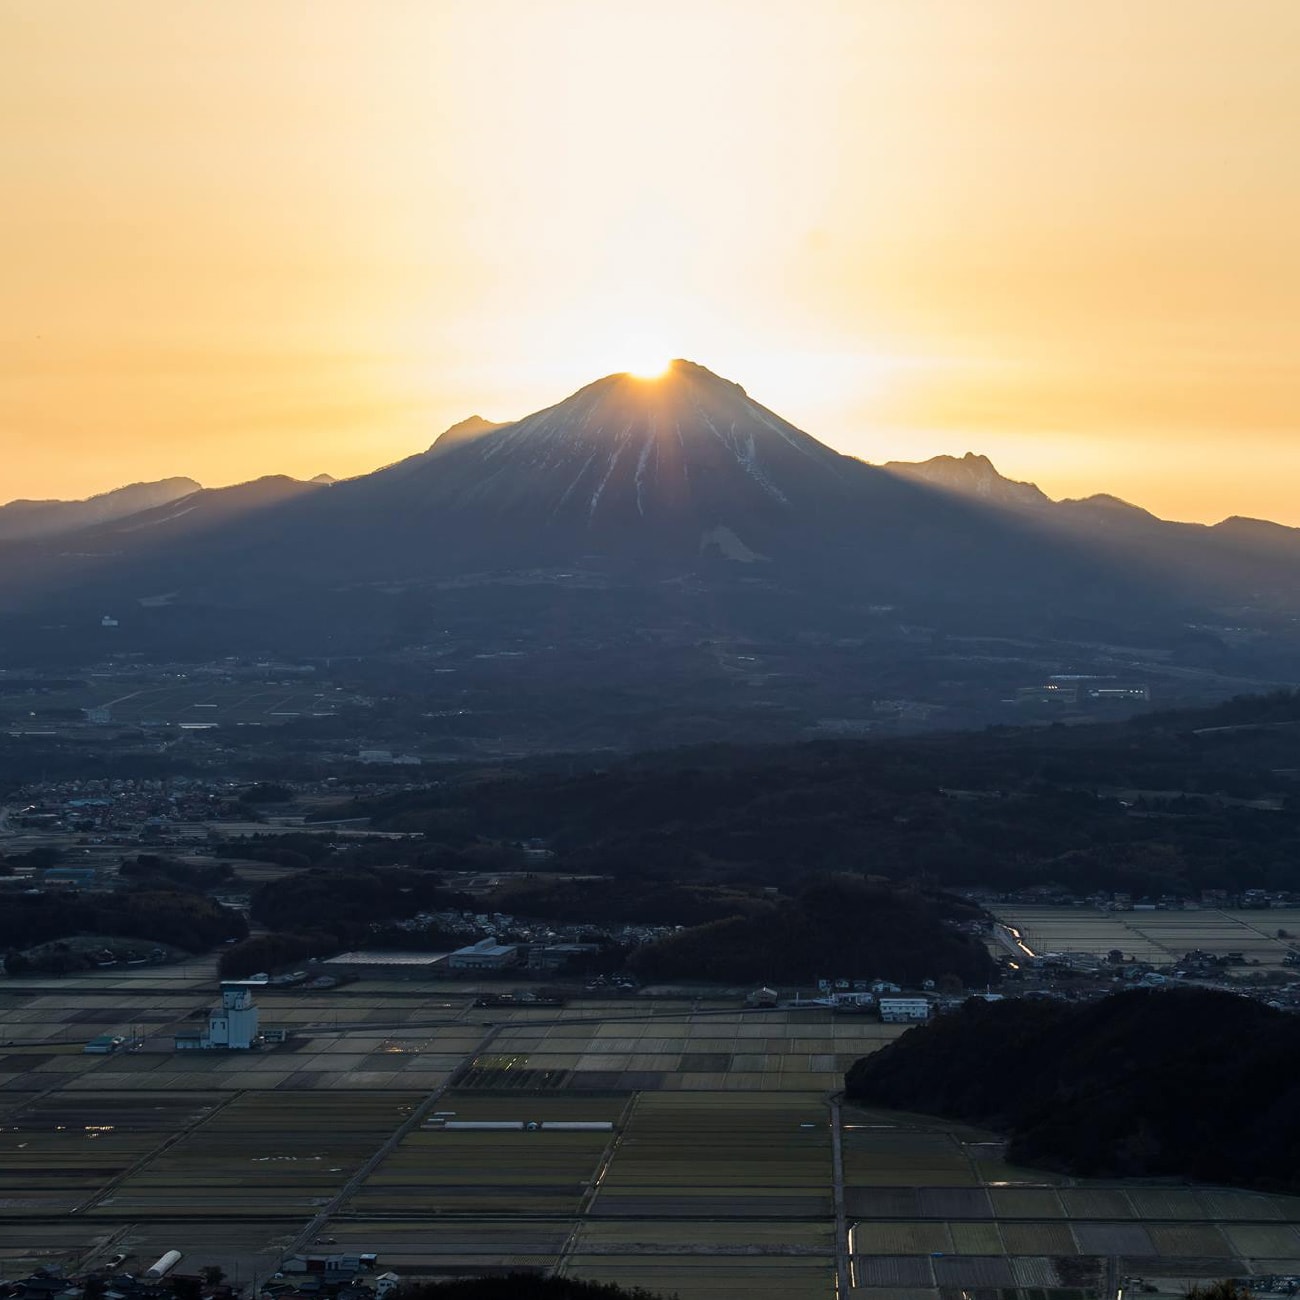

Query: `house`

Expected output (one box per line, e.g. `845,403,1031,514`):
879,997,931,1023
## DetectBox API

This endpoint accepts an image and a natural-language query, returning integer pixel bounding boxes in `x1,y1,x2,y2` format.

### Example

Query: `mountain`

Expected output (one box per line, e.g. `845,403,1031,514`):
0,360,1298,708
882,451,1300,610
882,452,1051,510
0,477,201,541
360,360,875,554
0,476,329,612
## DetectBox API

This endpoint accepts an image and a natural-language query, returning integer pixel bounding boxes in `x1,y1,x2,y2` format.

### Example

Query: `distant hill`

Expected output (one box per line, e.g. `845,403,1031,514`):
0,477,200,540
844,988,1300,1192
344,688,1300,897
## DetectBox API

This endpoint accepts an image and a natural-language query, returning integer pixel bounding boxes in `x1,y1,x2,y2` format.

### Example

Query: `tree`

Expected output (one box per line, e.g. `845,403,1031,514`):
4,949,31,976
240,782,293,804
1186,1284,1253,1300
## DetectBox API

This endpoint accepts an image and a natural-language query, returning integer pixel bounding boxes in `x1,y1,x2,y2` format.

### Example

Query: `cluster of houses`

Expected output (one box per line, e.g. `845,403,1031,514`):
377,907,677,962
2,1260,401,1300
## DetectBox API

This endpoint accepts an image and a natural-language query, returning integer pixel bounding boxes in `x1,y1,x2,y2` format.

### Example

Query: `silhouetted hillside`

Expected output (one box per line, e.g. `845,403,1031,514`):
627,875,995,986
0,477,200,540
845,988,1300,1191
350,691,1300,895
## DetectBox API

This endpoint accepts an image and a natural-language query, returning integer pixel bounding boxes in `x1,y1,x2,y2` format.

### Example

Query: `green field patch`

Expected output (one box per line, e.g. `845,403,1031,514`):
1126,1188,1210,1219
1199,1189,1286,1221
1058,1188,1135,1218
1148,1224,1233,1256
1001,1222,1078,1255
1222,1223,1300,1256
990,1188,1067,1218
850,1221,953,1254
947,1220,1004,1253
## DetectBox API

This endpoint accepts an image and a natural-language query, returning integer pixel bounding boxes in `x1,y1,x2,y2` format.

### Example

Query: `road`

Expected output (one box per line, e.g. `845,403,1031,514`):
830,1098,850,1298
283,1022,505,1261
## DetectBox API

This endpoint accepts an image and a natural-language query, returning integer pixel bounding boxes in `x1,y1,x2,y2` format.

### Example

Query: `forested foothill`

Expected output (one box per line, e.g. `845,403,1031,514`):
844,987,1300,1193
342,690,1300,899
625,875,994,986
6,690,1300,986
0,887,245,974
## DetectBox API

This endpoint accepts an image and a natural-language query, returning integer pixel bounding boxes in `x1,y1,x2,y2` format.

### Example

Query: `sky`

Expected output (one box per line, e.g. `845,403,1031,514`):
3,0,1300,523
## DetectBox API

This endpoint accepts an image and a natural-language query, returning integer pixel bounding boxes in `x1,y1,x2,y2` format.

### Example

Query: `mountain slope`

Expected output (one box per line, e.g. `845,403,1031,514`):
0,477,201,540
428,414,512,455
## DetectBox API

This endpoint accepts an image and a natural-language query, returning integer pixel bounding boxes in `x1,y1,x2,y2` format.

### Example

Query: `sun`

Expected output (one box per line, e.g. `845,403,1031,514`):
625,353,673,379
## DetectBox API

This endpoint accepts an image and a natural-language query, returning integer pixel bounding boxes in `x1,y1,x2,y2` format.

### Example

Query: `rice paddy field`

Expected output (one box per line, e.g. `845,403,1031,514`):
990,904,1300,969
2,970,1300,1297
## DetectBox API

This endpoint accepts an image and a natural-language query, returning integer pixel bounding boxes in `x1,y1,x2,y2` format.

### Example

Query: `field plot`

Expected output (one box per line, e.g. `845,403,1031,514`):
563,1253,833,1300
590,1092,831,1219
0,1092,222,1216
0,1224,123,1277
993,904,1300,969
347,1094,626,1216
91,1091,422,1219
324,1220,572,1276
471,1010,905,1092
840,1106,1300,1298
552,1093,834,1300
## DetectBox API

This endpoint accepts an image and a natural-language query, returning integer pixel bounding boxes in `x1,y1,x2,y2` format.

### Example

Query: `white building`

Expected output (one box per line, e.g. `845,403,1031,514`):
878,997,931,1023
175,983,261,1050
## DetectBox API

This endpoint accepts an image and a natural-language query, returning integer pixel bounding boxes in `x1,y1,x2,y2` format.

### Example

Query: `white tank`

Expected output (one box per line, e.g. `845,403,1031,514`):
145,1250,183,1279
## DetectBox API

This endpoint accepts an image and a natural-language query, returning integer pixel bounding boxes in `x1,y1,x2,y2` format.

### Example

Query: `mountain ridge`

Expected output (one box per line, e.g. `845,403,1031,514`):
0,476,202,541
1,360,1298,688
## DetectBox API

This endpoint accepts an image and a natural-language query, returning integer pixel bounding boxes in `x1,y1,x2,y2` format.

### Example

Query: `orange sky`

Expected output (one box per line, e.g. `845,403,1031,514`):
3,0,1300,523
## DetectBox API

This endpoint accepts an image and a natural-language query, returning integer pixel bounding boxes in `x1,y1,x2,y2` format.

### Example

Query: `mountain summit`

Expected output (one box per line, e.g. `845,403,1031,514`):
391,360,865,550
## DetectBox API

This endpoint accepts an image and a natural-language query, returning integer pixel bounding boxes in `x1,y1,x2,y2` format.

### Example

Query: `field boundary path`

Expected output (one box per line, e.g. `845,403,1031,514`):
829,1097,849,1298
285,1023,504,1260
71,1090,241,1218
555,1091,641,1277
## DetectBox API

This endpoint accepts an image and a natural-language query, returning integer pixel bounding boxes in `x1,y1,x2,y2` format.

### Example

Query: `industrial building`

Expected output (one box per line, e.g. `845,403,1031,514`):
174,982,261,1050
447,937,520,971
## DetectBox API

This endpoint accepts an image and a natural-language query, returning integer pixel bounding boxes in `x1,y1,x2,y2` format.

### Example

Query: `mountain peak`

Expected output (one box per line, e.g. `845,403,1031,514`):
881,452,1051,509
429,414,511,455
0,476,203,541
397,358,861,545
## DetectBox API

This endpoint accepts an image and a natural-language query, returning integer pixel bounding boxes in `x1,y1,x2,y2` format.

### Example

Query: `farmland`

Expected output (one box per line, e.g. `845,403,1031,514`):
0,677,346,728
2,967,1300,1297
990,903,1300,969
